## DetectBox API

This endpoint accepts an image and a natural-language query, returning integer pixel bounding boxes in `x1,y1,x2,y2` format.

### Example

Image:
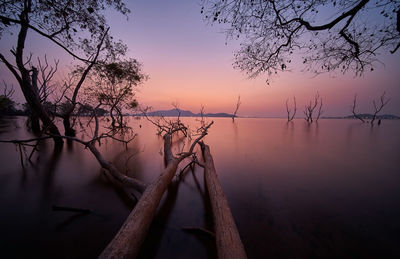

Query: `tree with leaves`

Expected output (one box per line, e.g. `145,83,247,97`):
83,59,147,129
201,0,400,83
0,95,16,115
0,0,130,145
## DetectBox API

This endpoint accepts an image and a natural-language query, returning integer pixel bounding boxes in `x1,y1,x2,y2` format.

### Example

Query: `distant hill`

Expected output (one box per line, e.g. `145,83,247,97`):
344,114,400,120
136,108,233,118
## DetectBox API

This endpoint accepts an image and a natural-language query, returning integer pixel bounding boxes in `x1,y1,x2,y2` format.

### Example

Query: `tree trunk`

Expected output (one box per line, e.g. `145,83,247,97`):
200,142,247,259
87,143,146,193
63,115,76,136
10,3,63,147
99,133,186,258
30,112,41,134
20,80,63,147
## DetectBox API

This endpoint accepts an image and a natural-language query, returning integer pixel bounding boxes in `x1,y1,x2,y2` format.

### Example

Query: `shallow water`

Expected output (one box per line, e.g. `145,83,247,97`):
0,116,399,258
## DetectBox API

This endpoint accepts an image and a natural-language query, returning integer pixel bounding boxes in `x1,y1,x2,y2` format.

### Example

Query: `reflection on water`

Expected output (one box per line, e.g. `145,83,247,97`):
0,116,400,258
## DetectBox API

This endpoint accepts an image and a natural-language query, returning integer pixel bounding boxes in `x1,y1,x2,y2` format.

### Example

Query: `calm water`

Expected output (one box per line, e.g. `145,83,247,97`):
0,116,399,258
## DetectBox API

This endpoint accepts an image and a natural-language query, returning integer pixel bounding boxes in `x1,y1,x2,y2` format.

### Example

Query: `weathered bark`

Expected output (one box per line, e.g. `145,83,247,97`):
99,119,212,258
87,143,147,193
200,142,247,259
99,133,187,258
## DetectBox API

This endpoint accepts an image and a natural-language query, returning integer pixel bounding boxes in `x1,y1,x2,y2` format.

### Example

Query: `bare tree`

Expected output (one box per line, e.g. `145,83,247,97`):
286,96,296,122
351,94,365,123
35,56,59,104
201,0,400,82
304,92,322,123
232,95,241,122
351,92,390,125
316,98,323,122
0,102,146,196
371,92,390,125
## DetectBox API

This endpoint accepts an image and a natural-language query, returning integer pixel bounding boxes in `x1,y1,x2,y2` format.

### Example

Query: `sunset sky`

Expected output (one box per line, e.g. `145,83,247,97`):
1,0,399,117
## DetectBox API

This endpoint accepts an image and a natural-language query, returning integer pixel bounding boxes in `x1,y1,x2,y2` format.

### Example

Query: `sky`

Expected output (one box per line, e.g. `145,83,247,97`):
1,0,400,117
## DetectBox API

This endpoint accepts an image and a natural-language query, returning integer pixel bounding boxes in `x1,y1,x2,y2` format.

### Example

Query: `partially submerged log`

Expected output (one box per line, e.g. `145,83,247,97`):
87,143,147,193
99,156,185,258
100,121,213,258
200,141,247,259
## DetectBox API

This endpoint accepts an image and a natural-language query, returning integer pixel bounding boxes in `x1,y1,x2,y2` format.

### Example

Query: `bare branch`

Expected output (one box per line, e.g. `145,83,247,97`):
0,53,22,85
201,0,400,79
316,98,323,122
232,95,241,122
351,94,365,123
304,92,321,123
371,92,390,125
286,96,296,122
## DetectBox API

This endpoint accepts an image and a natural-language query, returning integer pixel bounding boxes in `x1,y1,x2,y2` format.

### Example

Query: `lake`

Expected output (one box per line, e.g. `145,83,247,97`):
0,116,399,258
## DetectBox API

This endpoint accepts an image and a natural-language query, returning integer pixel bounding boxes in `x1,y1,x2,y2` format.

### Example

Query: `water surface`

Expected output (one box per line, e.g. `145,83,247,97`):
0,117,399,258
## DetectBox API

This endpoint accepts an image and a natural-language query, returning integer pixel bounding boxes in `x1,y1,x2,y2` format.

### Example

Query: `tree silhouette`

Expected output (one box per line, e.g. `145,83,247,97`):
0,83,17,115
286,96,296,122
0,0,130,145
83,59,147,129
201,0,400,82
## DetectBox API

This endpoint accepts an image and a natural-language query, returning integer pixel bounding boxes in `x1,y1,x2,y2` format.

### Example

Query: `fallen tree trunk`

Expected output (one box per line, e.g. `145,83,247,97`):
100,120,213,258
99,133,188,258
87,143,147,193
200,142,247,259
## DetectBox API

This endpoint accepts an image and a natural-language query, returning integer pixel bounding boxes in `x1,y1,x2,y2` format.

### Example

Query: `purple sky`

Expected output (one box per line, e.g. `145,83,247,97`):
1,0,399,117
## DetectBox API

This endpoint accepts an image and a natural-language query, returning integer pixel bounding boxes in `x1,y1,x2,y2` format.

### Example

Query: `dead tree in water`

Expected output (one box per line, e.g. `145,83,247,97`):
371,92,390,126
0,104,147,196
351,94,365,123
285,96,296,122
304,92,322,123
199,141,247,259
100,115,213,258
232,95,241,122
351,92,390,125
316,98,323,122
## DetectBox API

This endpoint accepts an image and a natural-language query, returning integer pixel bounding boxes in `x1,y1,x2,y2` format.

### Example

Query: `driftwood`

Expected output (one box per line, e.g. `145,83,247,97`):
99,121,213,258
199,141,247,259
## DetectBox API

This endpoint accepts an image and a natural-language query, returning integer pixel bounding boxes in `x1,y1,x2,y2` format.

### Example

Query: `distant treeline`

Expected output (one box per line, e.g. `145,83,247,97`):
0,96,108,117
